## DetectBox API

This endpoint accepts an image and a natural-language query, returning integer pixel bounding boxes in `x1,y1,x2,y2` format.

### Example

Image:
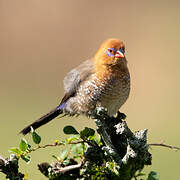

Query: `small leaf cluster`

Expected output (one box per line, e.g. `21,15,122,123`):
134,170,159,180
44,125,159,180
5,125,159,180
9,127,41,163
39,125,101,179
58,125,100,165
147,171,159,180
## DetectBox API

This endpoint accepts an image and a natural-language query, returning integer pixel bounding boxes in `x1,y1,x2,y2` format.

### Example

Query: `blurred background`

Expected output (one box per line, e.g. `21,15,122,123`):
0,0,180,179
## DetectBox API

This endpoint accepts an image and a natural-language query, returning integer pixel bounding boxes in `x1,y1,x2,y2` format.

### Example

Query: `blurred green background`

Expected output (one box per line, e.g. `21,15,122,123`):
0,0,180,179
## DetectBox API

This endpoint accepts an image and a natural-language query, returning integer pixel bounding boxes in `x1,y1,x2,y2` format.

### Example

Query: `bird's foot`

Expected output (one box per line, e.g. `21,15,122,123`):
117,111,126,120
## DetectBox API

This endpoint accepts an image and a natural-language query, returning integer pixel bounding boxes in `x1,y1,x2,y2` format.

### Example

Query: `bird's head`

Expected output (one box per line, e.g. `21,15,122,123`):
94,39,126,68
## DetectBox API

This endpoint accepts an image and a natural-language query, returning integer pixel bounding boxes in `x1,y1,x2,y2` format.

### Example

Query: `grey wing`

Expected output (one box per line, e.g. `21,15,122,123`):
63,59,94,93
60,59,94,104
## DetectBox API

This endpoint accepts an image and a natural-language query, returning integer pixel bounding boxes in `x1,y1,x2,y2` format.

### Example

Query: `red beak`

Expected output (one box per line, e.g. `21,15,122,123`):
115,50,124,58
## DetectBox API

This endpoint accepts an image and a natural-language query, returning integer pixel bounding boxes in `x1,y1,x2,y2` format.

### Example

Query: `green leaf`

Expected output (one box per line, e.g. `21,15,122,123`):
66,135,80,143
136,173,145,177
19,138,28,152
52,155,59,160
31,127,41,144
80,127,95,139
21,155,31,163
32,131,41,144
70,143,84,156
63,125,79,135
9,147,22,155
60,149,68,160
147,171,159,180
63,159,70,166
60,140,66,145
95,135,103,146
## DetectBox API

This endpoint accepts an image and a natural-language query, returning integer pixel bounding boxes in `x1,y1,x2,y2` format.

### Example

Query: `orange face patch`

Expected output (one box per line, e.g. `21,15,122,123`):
93,39,127,80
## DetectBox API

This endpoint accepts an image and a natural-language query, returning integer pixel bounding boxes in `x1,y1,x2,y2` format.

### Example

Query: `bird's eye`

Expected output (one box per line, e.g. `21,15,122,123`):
106,48,116,57
121,46,125,54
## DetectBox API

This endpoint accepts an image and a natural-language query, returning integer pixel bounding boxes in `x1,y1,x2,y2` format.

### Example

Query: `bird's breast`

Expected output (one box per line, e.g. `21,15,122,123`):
66,70,130,116
96,72,130,116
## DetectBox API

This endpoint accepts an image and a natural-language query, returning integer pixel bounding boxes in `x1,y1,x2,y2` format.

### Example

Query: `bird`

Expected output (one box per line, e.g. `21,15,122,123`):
20,38,130,135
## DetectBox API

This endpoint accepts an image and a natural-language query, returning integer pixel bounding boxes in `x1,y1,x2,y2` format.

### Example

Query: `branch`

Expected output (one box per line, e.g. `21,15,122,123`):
0,154,24,180
29,141,84,152
90,107,152,180
58,163,82,173
148,143,180,151
38,157,85,178
54,158,84,174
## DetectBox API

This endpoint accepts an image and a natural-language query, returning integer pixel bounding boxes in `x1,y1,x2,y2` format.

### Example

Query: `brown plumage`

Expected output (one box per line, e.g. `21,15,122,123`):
20,39,130,135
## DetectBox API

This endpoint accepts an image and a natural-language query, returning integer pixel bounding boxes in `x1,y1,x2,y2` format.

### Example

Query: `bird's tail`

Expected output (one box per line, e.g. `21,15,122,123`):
20,106,63,135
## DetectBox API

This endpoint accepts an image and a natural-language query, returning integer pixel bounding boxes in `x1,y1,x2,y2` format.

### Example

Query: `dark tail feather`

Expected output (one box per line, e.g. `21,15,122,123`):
20,107,63,135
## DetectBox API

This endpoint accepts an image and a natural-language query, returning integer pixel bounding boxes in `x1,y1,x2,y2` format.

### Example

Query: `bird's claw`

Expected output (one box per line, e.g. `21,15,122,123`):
117,111,126,120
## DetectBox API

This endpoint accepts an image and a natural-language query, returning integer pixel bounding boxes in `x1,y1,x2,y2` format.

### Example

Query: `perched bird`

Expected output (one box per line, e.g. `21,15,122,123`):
20,39,130,135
